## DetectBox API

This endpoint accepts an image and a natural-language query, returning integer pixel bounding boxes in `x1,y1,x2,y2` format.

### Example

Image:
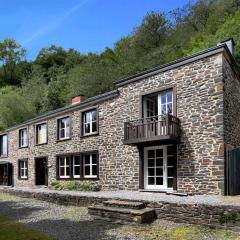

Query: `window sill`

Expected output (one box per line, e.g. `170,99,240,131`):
35,142,48,146
80,132,99,139
19,146,28,149
0,155,8,159
56,138,71,143
18,177,28,180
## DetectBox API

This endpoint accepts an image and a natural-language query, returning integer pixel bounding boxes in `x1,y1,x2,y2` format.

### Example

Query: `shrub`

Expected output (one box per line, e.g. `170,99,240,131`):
50,181,101,192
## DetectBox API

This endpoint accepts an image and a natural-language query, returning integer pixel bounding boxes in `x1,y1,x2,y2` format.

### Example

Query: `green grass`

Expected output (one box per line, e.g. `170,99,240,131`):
0,192,17,202
115,225,240,240
51,181,101,191
0,216,54,240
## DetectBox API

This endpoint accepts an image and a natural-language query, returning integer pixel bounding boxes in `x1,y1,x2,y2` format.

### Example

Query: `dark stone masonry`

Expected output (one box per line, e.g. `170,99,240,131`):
0,41,240,195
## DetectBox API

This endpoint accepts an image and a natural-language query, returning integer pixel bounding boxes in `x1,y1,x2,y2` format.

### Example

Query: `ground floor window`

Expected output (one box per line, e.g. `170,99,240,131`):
57,151,98,179
18,159,28,179
58,156,71,179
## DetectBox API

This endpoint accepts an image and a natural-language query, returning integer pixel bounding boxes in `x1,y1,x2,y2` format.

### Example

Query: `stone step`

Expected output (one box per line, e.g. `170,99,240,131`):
88,205,156,224
103,200,146,209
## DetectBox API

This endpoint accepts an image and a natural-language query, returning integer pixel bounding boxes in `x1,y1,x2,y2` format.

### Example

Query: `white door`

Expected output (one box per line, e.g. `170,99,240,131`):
144,145,174,190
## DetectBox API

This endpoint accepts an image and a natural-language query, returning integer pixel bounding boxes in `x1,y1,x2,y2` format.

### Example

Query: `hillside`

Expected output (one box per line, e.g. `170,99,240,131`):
0,0,239,130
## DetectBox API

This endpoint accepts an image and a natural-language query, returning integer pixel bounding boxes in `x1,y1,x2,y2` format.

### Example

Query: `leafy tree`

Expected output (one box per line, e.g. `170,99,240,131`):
0,86,35,130
0,38,26,86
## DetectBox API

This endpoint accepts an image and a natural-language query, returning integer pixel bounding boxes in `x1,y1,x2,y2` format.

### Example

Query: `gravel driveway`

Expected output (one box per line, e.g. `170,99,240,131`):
0,193,239,240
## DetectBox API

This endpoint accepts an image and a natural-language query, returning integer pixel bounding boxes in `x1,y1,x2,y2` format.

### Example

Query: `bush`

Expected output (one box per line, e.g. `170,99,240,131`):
50,181,101,192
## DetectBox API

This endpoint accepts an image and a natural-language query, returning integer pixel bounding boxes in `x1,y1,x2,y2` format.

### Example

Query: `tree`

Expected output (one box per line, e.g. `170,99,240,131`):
0,86,35,130
0,38,26,85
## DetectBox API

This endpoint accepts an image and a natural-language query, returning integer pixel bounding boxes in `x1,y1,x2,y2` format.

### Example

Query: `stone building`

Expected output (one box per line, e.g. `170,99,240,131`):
0,39,239,195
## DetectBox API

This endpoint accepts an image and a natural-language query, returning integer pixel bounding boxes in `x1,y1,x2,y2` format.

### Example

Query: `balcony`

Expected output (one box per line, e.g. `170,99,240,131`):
124,114,181,145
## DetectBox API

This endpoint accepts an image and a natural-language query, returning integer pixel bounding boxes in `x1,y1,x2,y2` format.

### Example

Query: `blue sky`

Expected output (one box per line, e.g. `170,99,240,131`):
0,0,194,60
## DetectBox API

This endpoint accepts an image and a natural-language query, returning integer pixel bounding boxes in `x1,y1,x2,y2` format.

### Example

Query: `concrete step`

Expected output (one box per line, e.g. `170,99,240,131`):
103,200,145,209
88,205,156,224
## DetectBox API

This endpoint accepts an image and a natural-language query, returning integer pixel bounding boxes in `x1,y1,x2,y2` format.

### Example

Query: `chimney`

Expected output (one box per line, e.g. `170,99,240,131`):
218,38,235,55
71,95,85,105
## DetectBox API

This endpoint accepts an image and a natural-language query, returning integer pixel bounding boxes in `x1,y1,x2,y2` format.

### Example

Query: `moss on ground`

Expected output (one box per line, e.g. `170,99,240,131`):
115,225,240,240
0,216,54,240
0,192,17,202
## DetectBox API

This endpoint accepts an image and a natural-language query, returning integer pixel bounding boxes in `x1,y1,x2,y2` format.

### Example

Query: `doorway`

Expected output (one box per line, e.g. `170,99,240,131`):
35,157,48,186
144,145,176,190
0,163,13,186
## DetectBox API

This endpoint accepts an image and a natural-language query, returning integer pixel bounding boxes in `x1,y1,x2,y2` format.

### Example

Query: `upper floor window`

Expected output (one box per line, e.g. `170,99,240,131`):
19,128,28,148
143,88,174,118
36,123,47,145
57,117,70,140
18,159,28,179
82,109,97,136
0,134,8,157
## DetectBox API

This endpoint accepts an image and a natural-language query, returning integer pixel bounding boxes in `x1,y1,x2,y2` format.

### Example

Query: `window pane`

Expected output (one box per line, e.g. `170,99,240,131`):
92,165,97,176
167,146,175,156
156,177,163,185
166,92,172,102
91,111,97,121
60,129,65,139
60,167,65,176
168,167,174,177
148,177,154,185
156,158,163,167
148,150,155,159
74,156,80,165
2,135,7,156
84,123,90,134
156,168,163,176
74,166,80,176
66,166,70,176
85,166,90,176
92,154,97,164
167,157,175,166
148,168,155,176
156,149,163,158
148,159,154,167
167,103,172,114
92,122,97,133
84,155,90,164
161,94,166,104
21,169,25,177
168,178,173,188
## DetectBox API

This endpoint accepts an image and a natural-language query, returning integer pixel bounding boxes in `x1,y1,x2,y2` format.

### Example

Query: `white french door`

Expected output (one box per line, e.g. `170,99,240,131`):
144,145,174,190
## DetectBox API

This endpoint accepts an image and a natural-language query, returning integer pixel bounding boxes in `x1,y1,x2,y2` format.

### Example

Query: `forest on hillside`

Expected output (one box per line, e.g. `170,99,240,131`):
0,0,240,130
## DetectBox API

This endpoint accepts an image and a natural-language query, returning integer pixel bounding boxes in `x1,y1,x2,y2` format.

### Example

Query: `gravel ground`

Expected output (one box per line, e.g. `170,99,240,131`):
4,186,240,206
0,192,239,240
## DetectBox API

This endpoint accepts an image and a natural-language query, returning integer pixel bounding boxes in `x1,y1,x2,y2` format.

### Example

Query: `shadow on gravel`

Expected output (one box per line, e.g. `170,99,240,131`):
29,218,120,240
0,201,43,220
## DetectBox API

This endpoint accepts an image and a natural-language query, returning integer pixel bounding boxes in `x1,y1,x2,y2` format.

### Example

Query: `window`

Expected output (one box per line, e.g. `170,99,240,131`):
73,155,81,178
0,134,8,157
36,123,47,145
159,90,173,115
57,117,70,140
58,156,70,178
82,110,97,136
19,128,28,148
83,153,97,178
56,152,98,179
18,159,28,179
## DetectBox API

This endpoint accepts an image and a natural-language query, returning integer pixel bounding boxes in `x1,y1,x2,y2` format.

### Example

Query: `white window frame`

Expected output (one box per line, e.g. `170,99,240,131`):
0,134,8,157
73,155,81,178
58,156,70,179
83,110,97,136
158,90,173,115
58,117,70,140
36,123,47,145
19,160,28,179
19,128,28,147
83,153,97,178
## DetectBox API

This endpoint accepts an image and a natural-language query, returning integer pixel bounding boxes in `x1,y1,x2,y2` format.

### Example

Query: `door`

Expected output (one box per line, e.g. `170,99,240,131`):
0,163,13,186
35,158,48,186
144,145,175,190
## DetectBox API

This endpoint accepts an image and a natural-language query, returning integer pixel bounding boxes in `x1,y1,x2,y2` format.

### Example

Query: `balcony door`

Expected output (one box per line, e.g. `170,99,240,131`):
144,145,175,190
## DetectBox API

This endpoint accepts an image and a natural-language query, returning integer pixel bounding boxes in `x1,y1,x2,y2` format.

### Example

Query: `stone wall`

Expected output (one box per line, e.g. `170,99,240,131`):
223,56,240,148
1,188,240,232
0,51,235,195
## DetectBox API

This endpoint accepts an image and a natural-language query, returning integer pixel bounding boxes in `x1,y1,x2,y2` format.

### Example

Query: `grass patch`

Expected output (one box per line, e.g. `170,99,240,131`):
0,192,17,202
51,181,101,191
0,215,54,240
115,225,240,240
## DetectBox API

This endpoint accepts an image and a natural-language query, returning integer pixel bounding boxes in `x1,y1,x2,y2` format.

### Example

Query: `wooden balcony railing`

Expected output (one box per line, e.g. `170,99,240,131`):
124,114,181,145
